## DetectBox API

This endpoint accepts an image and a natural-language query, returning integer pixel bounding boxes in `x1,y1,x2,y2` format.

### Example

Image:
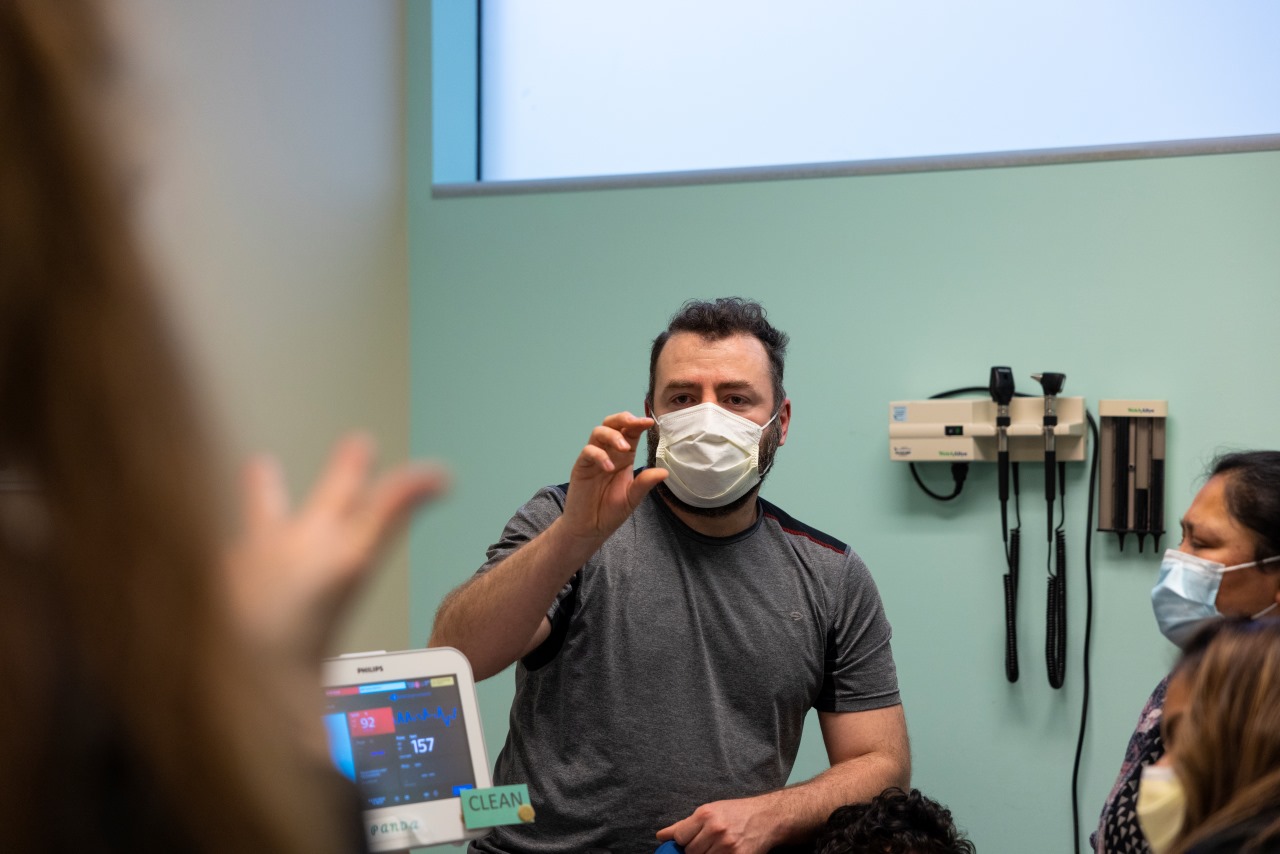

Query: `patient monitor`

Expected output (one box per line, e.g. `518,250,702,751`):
322,647,492,851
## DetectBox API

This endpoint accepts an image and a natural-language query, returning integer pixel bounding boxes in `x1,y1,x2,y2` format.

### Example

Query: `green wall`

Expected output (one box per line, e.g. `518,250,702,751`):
407,7,1280,851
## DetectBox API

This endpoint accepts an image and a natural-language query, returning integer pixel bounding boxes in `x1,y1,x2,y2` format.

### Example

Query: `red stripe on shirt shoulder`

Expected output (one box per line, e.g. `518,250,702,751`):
760,500,848,554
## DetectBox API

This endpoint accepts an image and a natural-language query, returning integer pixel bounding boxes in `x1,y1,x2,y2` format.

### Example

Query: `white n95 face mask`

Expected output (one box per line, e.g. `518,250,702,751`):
1136,764,1185,854
1151,548,1280,648
654,402,777,509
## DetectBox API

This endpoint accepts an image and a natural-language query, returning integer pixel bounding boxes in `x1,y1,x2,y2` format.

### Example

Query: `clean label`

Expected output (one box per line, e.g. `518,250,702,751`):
461,784,535,829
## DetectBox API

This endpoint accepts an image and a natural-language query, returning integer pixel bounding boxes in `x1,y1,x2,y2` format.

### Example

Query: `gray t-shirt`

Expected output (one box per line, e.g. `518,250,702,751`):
471,483,899,854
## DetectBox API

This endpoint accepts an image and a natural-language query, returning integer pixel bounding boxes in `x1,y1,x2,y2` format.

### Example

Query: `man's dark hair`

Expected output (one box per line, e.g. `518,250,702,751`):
647,298,789,410
1208,451,1280,564
812,787,975,854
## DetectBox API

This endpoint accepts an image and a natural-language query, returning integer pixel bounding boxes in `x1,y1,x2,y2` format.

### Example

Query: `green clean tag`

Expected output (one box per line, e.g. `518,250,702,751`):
461,784,534,829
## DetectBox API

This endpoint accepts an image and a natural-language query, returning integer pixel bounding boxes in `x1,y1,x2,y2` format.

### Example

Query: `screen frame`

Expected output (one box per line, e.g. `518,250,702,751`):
322,647,493,851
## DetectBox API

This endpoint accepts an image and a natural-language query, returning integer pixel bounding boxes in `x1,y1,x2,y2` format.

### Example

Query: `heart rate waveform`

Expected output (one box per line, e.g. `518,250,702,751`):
395,706,459,727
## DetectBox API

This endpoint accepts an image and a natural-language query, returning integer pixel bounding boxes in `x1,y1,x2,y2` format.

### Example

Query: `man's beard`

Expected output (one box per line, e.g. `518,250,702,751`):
645,418,782,518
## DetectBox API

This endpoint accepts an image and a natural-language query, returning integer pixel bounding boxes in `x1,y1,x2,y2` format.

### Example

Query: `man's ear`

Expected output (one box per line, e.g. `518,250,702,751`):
777,398,792,446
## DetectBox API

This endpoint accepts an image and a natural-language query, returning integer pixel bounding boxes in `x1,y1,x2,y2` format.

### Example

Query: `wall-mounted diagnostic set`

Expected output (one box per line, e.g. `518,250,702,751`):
887,392,1087,464
888,368,1087,689
889,375,1168,692
890,372,1167,854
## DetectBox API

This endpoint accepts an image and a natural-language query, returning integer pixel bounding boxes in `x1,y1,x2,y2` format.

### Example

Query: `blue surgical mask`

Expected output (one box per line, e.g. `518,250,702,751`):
1151,548,1280,648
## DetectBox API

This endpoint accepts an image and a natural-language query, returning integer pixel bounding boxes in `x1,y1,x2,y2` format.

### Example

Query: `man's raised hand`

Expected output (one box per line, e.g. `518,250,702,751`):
561,412,667,545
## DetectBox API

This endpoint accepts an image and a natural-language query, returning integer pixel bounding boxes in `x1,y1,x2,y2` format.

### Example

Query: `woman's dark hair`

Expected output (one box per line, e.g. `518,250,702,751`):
647,297,789,409
1209,451,1280,564
814,787,976,854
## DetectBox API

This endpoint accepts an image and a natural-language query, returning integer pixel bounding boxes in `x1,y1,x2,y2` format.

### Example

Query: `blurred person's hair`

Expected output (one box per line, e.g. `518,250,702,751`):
814,787,975,854
1171,618,1280,854
0,2,353,850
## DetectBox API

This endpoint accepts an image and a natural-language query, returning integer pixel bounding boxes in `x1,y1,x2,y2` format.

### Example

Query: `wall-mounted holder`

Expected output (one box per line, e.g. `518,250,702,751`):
888,397,1087,463
1097,399,1167,552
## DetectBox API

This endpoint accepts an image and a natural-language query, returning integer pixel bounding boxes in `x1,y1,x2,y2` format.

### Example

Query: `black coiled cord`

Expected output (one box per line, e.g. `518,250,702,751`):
1004,526,1021,682
907,386,1030,683
1046,529,1067,688
1046,462,1068,689
1004,464,1022,683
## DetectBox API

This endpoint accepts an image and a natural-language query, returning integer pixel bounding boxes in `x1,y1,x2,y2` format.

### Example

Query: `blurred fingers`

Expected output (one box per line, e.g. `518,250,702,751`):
303,433,375,519
360,463,451,551
242,454,289,530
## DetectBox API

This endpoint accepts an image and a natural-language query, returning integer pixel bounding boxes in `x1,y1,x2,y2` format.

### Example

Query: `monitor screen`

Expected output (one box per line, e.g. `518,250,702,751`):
323,672,479,810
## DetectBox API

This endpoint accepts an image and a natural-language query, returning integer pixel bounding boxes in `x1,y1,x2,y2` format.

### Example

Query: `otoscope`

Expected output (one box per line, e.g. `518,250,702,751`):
989,366,1019,682
1034,371,1068,689
1033,372,1066,541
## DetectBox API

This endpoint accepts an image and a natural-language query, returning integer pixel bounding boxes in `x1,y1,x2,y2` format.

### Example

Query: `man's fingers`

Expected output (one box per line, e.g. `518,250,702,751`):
586,416,653,476
657,814,699,847
629,466,668,504
680,822,720,854
588,424,633,454
621,417,656,442
601,410,645,428
655,820,682,845
601,411,655,440
575,443,617,474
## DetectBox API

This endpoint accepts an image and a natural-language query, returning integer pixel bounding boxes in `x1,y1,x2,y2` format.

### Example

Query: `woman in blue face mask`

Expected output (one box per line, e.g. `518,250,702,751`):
1092,451,1280,854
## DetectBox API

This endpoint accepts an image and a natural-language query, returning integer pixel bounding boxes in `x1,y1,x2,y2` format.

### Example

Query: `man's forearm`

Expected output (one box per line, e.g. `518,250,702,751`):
428,517,602,680
752,748,911,846
656,745,910,853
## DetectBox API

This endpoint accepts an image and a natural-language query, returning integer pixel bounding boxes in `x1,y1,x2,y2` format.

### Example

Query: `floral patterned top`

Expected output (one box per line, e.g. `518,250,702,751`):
1091,676,1170,854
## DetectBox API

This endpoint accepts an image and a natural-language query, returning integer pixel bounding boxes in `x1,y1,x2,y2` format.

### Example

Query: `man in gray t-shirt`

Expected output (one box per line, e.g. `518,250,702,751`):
431,299,910,854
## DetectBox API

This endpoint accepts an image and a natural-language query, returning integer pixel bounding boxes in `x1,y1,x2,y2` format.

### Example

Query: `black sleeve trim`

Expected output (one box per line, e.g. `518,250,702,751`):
758,498,848,554
520,571,579,671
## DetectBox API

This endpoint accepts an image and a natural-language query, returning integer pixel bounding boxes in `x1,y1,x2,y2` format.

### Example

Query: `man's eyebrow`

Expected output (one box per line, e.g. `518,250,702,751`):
659,379,758,392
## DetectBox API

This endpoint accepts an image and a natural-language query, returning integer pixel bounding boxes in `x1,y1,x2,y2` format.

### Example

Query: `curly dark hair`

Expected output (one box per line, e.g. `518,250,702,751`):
812,787,976,854
647,297,789,410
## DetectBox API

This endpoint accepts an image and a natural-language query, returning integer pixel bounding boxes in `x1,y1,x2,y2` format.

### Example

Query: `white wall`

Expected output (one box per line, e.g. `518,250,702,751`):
124,0,411,652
